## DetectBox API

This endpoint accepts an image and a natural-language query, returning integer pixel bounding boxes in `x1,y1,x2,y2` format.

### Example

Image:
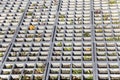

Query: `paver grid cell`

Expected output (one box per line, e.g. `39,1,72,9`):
0,0,28,68
57,0,91,25
93,0,120,42
0,61,48,80
94,42,120,80
0,0,59,80
93,0,120,80
46,0,95,80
